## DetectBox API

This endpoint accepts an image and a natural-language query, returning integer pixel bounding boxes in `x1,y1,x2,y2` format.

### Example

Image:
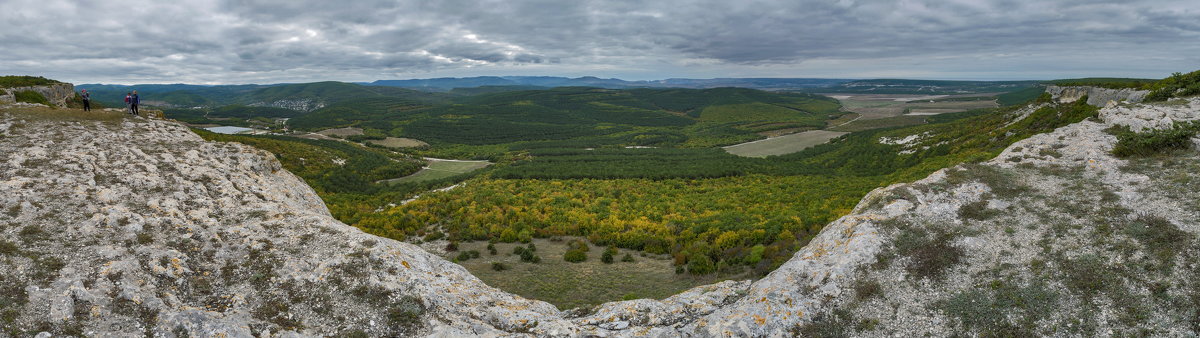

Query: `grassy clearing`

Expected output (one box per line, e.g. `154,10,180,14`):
723,130,848,157
367,137,428,148
447,238,745,309
380,159,490,184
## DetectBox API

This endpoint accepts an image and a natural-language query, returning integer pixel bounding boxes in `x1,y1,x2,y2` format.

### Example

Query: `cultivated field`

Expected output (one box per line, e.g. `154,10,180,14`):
446,238,744,309
367,137,429,148
315,127,364,137
829,93,997,118
824,93,997,131
723,130,848,157
379,158,491,184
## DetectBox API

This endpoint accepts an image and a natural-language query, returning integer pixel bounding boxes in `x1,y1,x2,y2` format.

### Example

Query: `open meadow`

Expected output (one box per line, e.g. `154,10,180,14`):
379,158,491,184
444,238,745,309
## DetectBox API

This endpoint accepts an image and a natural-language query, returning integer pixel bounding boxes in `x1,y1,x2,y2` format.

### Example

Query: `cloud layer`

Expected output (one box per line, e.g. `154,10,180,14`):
2,0,1197,84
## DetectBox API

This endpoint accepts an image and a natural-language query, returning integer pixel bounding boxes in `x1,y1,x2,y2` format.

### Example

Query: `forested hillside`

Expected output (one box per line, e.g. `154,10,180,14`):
286,87,844,158
373,95,1101,276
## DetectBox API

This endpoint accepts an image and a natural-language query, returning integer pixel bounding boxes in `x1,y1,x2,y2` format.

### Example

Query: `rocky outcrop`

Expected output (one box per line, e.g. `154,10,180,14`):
2,95,1198,336
0,83,75,107
1047,85,1149,106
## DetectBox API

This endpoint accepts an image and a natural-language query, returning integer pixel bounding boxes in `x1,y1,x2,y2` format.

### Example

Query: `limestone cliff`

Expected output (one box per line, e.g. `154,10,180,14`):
1046,85,1150,106
0,83,76,108
1,94,1198,336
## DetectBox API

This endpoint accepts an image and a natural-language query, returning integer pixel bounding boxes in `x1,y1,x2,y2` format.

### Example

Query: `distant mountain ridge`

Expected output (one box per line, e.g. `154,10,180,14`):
80,76,1055,110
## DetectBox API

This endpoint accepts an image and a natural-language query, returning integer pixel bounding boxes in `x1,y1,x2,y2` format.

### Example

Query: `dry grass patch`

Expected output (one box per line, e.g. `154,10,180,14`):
367,137,428,148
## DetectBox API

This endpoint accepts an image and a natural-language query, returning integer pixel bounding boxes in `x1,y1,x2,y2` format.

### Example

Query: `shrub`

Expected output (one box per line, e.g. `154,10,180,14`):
1108,122,1199,158
467,250,480,258
487,243,497,255
744,244,765,265
444,241,458,252
1145,70,1200,102
519,249,539,263
602,247,617,264
454,251,472,262
563,249,587,263
566,239,589,252
491,262,509,271
621,253,635,262
14,90,50,106
687,253,715,274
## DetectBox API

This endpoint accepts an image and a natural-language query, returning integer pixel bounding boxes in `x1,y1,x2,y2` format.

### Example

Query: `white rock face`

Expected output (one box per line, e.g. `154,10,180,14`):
1046,85,1149,106
2,93,1198,336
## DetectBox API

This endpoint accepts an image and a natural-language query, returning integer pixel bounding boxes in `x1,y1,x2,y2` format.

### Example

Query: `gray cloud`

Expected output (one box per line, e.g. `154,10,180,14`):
1,0,1197,84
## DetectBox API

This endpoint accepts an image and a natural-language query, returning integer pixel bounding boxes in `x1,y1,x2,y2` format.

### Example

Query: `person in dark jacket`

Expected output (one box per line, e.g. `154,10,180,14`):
81,89,91,111
125,92,132,115
130,90,140,116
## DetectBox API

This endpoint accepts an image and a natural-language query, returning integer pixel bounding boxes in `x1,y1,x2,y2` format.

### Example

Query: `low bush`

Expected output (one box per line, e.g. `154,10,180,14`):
601,247,617,264
519,249,540,263
1108,122,1199,158
1145,70,1200,102
491,262,509,271
563,249,587,263
454,251,472,262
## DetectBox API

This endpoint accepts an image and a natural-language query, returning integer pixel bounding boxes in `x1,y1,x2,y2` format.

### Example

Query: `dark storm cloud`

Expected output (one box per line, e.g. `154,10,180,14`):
1,0,1197,84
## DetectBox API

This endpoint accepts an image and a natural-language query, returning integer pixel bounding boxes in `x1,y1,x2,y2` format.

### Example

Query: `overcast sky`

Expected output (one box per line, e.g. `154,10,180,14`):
2,0,1197,84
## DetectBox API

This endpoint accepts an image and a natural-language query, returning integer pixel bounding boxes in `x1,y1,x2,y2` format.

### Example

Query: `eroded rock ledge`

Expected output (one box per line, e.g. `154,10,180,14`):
2,96,1198,336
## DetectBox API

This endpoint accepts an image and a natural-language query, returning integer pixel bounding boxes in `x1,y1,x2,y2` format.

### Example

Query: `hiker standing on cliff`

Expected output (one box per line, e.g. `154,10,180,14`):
81,89,91,111
124,92,132,115
130,90,140,116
